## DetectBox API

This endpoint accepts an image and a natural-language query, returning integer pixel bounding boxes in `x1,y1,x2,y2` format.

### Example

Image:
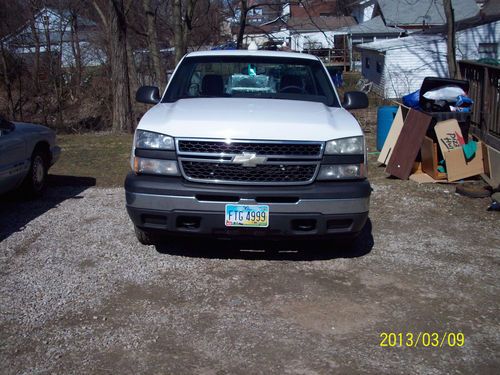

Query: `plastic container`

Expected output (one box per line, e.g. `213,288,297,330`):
377,106,399,151
419,77,471,143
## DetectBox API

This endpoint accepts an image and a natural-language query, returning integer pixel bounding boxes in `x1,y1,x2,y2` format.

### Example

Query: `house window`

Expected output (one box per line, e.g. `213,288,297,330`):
365,57,370,69
478,43,498,59
376,61,382,73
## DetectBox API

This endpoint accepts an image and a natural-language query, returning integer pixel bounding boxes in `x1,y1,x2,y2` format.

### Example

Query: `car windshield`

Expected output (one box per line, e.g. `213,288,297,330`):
162,55,339,106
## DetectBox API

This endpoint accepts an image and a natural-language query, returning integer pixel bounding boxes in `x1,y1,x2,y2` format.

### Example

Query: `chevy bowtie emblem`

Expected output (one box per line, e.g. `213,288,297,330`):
232,152,267,167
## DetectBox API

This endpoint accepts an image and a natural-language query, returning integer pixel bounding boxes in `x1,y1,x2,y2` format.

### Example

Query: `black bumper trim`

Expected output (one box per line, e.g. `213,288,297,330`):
127,207,369,238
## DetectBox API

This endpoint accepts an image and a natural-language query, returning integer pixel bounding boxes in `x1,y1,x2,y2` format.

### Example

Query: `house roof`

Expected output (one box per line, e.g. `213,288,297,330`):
335,15,405,35
481,0,500,20
354,34,445,52
286,16,356,32
290,0,339,18
378,0,480,27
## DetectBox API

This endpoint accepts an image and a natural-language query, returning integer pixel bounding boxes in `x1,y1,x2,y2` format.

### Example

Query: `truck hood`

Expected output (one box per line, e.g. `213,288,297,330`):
137,98,362,142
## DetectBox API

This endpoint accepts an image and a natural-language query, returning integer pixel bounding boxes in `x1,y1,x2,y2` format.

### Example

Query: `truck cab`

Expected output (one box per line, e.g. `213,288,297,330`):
125,50,370,245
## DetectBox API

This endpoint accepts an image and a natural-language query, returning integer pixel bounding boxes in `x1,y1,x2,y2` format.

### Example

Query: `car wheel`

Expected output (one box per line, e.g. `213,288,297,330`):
134,226,157,245
22,150,48,197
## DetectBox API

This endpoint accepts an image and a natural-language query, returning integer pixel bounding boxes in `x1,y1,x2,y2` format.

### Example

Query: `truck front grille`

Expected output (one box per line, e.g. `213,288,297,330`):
181,161,317,184
176,138,323,185
178,140,321,157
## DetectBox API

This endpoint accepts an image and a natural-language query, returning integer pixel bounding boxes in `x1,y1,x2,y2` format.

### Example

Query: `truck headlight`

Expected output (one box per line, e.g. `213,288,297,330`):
317,164,365,180
325,136,364,154
135,130,175,150
134,157,180,176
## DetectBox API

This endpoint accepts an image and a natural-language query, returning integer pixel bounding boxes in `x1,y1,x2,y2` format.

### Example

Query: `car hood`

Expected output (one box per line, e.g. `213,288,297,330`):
137,98,363,142
13,122,54,135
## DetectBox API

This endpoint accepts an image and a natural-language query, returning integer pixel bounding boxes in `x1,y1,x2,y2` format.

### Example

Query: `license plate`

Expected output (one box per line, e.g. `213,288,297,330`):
225,204,269,227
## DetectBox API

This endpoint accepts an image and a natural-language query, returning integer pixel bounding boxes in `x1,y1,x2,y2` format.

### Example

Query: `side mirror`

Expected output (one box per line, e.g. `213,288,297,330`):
343,91,369,110
0,116,15,132
136,86,160,105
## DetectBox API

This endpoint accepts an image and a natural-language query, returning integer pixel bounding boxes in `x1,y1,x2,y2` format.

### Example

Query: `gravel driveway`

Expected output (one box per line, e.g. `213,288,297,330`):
1,170,499,374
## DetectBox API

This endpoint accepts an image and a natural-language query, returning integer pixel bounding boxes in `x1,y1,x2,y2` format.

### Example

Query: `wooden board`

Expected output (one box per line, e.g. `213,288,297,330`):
421,136,447,180
481,144,500,188
409,172,438,184
385,109,432,180
377,106,407,165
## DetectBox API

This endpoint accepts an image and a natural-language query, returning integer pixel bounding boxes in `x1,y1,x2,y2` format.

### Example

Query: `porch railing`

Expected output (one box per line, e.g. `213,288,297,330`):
459,60,500,150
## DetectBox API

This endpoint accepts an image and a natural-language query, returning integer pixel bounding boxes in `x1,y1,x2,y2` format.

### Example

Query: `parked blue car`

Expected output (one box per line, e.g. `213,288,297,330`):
0,117,61,196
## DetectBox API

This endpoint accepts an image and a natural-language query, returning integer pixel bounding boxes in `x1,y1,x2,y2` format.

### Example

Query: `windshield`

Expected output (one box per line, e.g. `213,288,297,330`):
162,55,339,107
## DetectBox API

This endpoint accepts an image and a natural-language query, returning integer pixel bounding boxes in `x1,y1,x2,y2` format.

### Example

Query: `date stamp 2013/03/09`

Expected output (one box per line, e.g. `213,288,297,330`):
379,332,465,348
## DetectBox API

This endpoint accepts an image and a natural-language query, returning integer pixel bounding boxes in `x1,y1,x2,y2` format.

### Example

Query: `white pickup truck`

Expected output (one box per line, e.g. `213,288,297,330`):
125,50,370,245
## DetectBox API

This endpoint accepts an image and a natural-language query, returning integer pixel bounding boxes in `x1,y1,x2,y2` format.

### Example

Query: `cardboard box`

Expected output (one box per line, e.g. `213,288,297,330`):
434,119,466,155
445,142,485,182
420,135,485,182
421,136,447,180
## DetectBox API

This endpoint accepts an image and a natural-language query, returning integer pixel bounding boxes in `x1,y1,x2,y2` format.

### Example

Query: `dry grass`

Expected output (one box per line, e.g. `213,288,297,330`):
49,132,133,187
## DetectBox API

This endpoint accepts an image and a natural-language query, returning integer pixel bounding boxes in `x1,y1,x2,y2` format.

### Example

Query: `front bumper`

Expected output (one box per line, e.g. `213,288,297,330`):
125,173,371,238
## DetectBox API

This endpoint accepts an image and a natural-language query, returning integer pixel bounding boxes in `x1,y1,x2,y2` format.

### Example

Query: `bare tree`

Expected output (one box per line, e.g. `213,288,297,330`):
142,0,164,87
69,9,83,98
444,0,459,79
0,42,16,118
28,1,42,92
108,0,133,132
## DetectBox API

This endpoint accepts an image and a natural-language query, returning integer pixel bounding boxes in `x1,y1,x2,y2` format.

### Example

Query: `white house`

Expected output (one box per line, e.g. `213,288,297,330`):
1,7,104,68
356,18,500,98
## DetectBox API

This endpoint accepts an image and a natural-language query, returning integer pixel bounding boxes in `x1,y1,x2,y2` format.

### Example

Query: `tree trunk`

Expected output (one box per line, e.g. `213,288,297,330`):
236,0,248,49
173,0,185,63
70,13,83,98
183,0,195,54
0,42,15,119
142,0,164,88
126,36,138,129
28,7,41,91
444,0,459,79
54,12,66,129
109,0,133,132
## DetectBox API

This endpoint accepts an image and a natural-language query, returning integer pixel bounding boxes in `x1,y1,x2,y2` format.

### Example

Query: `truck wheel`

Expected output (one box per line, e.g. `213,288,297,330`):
134,226,157,245
22,149,48,197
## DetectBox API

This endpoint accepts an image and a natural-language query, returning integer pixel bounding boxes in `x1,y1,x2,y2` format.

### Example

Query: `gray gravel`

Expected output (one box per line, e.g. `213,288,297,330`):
1,174,499,374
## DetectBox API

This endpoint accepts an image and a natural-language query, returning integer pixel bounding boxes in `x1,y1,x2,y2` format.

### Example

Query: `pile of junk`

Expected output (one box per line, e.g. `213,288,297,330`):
375,77,499,211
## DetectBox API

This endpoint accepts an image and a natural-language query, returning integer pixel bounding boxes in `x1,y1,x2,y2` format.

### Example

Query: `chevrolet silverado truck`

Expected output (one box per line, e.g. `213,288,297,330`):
125,50,370,245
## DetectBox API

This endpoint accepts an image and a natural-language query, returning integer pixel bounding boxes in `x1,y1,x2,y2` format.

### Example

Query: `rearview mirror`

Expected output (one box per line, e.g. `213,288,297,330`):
136,86,160,105
342,91,369,110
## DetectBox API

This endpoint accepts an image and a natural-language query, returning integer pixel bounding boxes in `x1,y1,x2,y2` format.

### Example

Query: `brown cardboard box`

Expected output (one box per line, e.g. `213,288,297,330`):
421,136,447,180
445,142,485,182
420,136,485,182
434,119,466,154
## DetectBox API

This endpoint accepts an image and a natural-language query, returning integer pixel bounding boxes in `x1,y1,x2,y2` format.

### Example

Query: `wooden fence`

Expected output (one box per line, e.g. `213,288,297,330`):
459,61,500,150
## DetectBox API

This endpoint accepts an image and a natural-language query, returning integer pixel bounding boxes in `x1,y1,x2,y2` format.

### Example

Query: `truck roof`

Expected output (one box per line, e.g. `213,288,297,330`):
185,50,320,61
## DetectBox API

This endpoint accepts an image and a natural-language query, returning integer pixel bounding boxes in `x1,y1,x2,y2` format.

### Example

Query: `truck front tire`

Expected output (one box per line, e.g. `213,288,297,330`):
134,225,157,245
